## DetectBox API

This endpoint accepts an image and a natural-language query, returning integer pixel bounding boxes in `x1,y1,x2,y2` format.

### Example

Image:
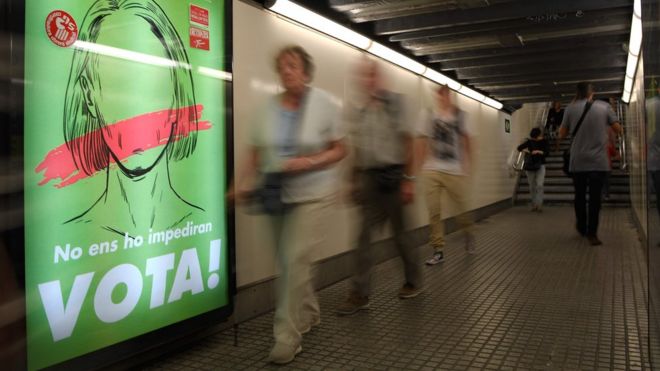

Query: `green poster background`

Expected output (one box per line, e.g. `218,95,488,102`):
24,1,227,369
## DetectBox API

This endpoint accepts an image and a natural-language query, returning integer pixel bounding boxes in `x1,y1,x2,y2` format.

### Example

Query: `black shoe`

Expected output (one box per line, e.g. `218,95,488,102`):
576,226,587,237
587,235,602,246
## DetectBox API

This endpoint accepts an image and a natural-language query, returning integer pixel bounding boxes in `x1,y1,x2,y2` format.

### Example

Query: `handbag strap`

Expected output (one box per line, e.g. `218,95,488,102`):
295,88,310,153
282,87,311,157
571,101,593,139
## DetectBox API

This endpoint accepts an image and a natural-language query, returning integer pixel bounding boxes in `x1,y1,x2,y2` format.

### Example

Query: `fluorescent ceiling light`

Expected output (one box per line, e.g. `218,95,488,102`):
422,69,448,85
446,78,462,91
626,53,639,78
623,76,633,92
268,0,371,50
622,91,631,103
459,87,486,102
267,0,504,110
73,40,190,69
629,15,642,56
367,42,426,74
483,97,504,110
198,67,233,81
622,1,642,103
423,68,504,110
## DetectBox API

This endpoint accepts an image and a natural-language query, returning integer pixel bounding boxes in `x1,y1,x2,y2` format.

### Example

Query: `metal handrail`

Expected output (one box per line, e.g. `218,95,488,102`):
616,101,628,171
619,133,628,171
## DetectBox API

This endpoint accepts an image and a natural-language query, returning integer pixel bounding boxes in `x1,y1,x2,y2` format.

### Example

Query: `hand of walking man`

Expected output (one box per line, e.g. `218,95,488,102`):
401,179,415,204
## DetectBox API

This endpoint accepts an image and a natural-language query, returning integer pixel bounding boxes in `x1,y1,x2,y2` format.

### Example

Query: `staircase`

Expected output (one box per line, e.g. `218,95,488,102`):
515,137,630,205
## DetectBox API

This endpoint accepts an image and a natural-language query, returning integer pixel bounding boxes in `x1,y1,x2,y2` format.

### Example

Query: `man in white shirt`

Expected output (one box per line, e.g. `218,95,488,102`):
416,85,475,265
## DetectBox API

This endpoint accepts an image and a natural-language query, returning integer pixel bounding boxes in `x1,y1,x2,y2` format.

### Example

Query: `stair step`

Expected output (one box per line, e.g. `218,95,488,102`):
533,170,629,178
519,177,629,185
541,157,623,163
518,185,629,193
516,193,630,203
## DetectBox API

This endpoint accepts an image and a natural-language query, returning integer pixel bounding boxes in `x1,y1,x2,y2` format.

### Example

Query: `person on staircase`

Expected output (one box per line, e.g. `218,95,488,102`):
545,101,564,140
517,127,549,212
558,82,623,246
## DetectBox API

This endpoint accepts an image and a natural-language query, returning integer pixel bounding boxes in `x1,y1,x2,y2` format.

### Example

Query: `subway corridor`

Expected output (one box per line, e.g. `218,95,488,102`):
147,206,648,370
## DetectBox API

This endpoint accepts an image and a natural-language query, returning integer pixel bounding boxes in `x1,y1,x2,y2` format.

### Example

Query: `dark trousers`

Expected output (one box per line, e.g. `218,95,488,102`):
352,171,422,296
572,171,606,236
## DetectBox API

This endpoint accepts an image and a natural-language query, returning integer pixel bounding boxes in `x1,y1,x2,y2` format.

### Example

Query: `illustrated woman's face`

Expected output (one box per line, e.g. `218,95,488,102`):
93,13,176,175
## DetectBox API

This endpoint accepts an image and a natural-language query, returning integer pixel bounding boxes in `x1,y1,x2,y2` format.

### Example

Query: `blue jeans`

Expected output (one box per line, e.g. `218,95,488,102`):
525,165,546,208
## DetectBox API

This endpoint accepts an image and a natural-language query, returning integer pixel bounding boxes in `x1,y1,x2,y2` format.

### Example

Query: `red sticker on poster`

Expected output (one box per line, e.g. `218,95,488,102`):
190,27,209,50
45,10,78,47
190,5,209,27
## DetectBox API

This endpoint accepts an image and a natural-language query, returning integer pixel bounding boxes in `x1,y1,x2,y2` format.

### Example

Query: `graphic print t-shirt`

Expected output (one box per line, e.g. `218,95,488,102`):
418,108,468,175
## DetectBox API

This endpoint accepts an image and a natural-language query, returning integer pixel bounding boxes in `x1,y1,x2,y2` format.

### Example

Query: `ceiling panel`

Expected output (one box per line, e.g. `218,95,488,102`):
291,0,633,110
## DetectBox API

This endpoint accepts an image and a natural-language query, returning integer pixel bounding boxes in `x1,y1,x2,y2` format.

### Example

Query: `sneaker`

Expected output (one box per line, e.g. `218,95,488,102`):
426,251,444,265
465,233,476,254
336,293,369,316
587,235,603,246
268,342,302,365
300,317,320,334
398,283,424,299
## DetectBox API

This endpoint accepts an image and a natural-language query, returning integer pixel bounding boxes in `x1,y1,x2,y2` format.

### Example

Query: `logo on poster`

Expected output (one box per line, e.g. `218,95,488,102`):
45,10,78,47
190,4,209,26
190,26,209,50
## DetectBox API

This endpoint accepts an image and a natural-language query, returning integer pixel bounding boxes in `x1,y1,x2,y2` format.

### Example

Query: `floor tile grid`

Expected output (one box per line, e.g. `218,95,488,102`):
411,223,569,369
621,230,650,370
144,208,643,369
417,230,536,370
488,226,592,370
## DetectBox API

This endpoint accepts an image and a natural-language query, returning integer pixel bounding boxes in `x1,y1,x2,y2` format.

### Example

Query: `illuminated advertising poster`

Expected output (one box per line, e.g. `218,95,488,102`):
24,0,228,369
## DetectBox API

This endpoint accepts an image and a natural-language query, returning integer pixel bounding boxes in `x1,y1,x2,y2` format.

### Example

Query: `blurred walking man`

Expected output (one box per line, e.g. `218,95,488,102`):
417,85,476,265
336,59,423,316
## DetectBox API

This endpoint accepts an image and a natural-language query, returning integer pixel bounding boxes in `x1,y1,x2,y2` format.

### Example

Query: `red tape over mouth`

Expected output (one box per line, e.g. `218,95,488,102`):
35,105,211,188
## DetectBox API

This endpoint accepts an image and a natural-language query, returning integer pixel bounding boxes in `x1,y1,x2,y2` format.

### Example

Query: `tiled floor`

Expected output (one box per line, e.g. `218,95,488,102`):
146,206,649,370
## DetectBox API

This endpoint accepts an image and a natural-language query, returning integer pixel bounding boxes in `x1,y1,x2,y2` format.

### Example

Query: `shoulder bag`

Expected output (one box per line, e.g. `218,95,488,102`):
251,90,310,215
562,102,593,176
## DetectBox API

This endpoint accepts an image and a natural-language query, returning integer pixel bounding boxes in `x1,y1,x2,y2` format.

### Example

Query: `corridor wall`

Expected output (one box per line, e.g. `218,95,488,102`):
233,0,526,287
627,54,647,236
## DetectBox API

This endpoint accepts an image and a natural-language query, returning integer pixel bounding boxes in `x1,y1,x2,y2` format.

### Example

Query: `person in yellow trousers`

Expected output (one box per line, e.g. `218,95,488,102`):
416,85,475,265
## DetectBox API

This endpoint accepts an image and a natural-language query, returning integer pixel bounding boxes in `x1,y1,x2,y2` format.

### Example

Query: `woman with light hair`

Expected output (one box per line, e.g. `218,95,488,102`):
230,45,346,364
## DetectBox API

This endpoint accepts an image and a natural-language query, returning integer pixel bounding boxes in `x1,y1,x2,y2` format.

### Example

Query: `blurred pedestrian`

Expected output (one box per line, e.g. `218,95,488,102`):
517,127,549,212
336,59,423,316
417,85,475,265
558,82,622,245
229,45,346,364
